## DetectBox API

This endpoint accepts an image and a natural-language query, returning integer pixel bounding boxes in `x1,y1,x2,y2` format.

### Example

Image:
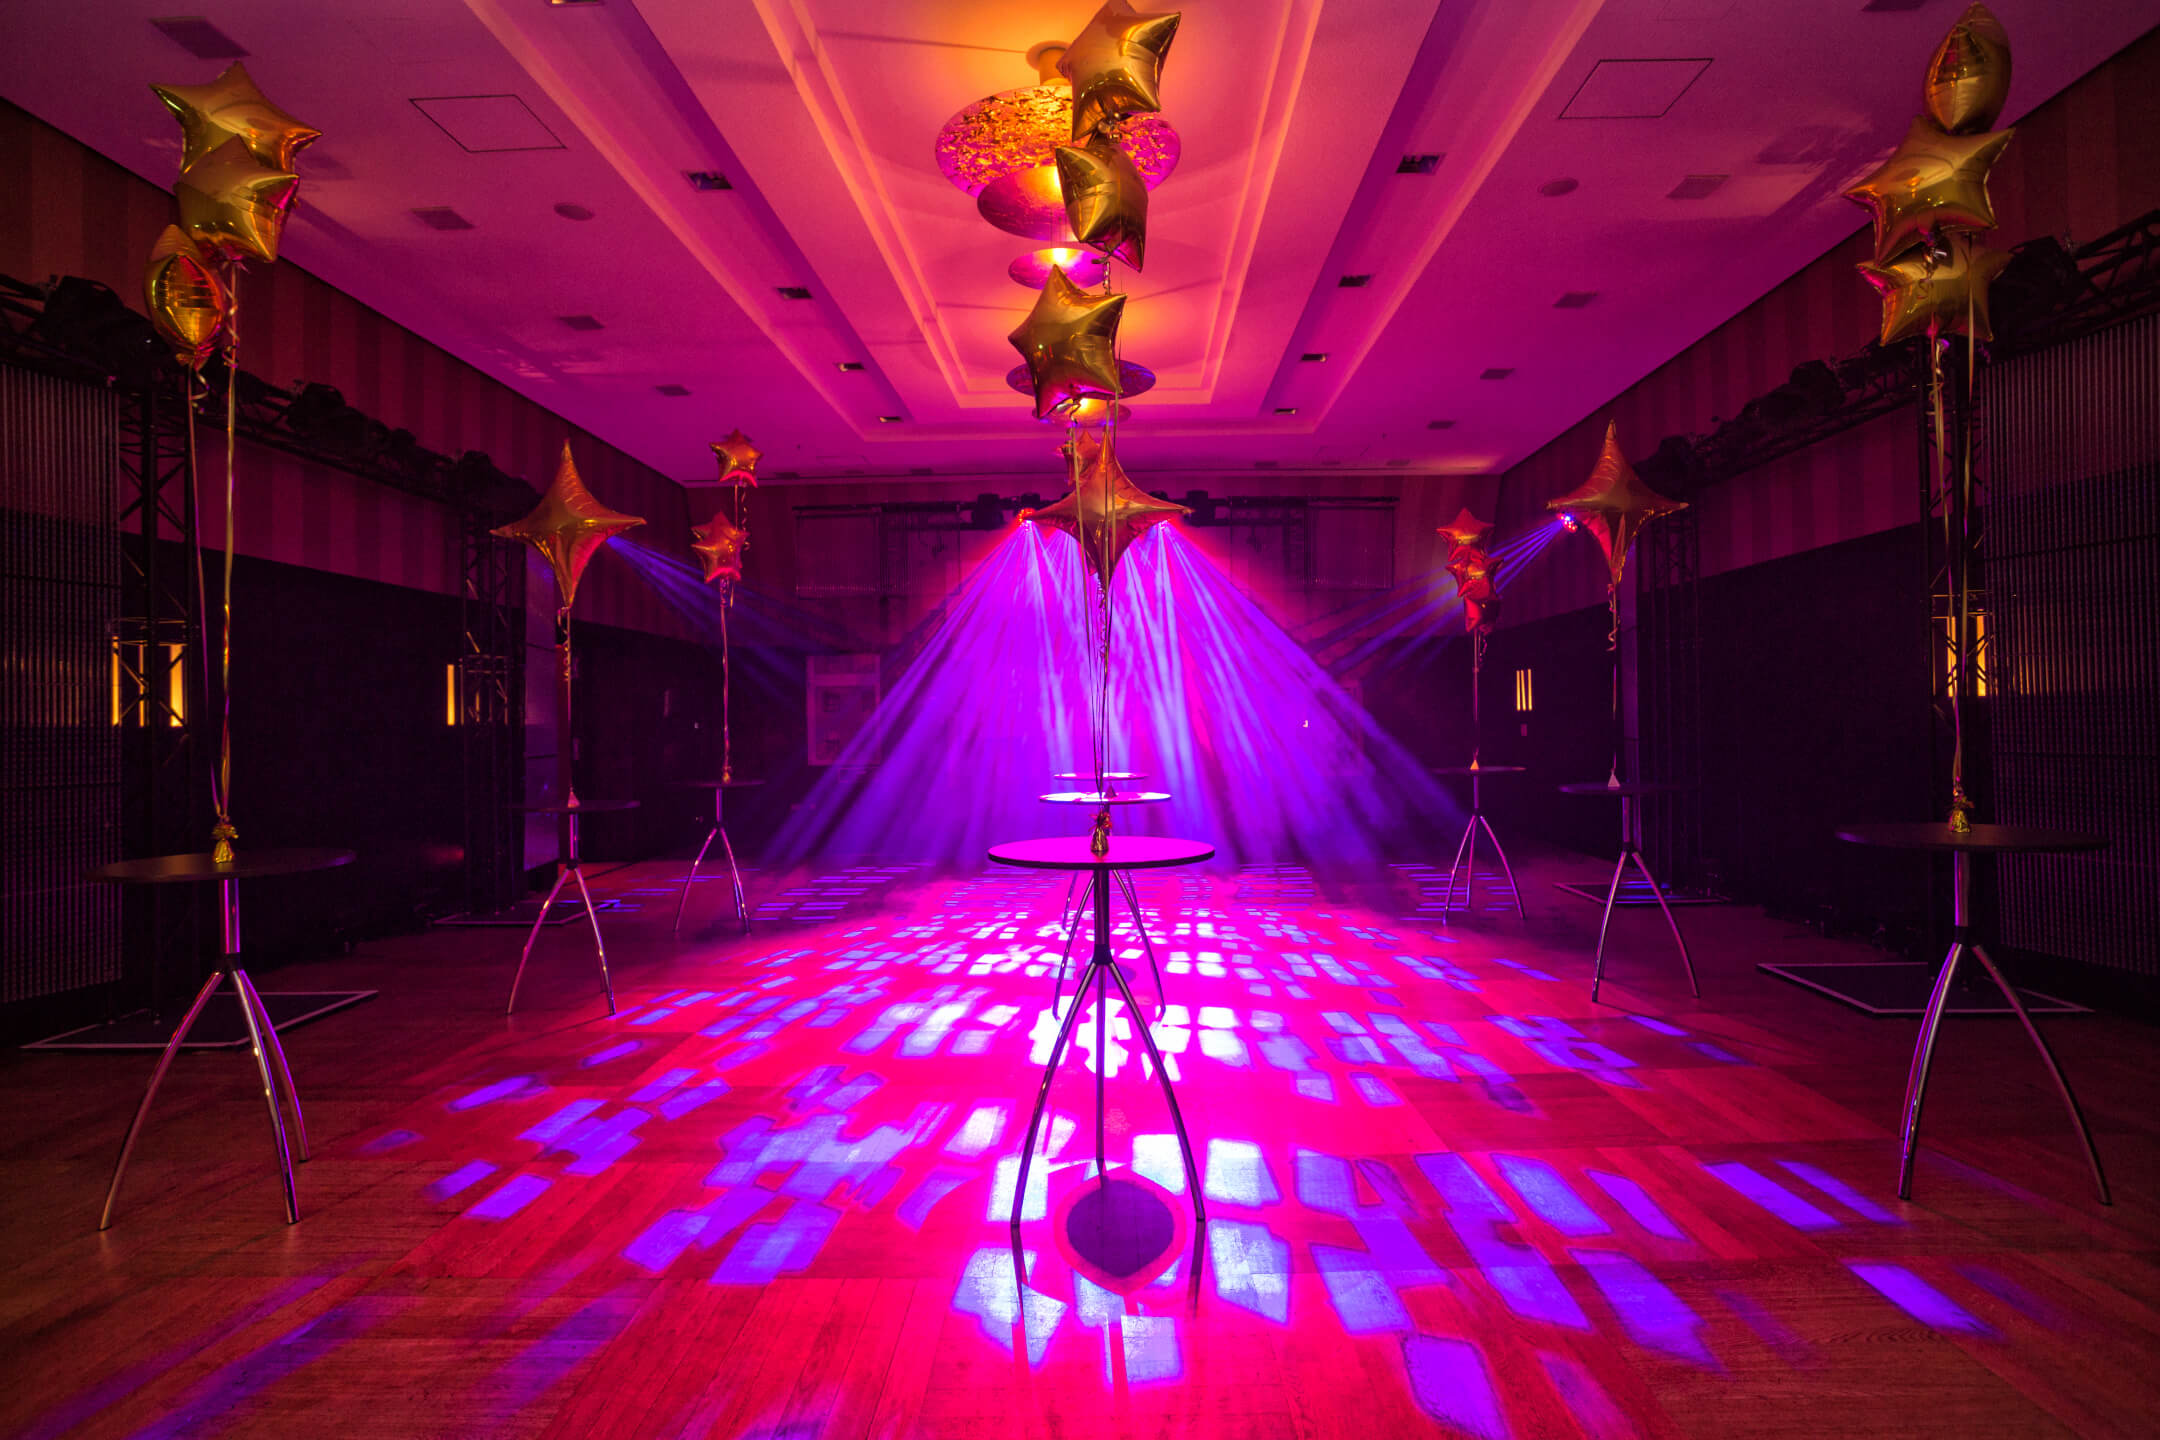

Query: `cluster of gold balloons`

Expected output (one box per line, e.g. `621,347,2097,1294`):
998,2,1186,580
1546,422,1688,590
1845,5,2016,345
1437,508,1500,633
143,63,317,365
695,430,761,590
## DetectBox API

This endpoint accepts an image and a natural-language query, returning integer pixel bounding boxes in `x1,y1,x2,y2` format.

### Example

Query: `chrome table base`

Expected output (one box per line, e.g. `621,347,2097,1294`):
674,797,748,938
1055,869,1166,1015
102,879,306,1230
1437,810,1524,921
1899,851,2108,1204
1590,841,1698,1004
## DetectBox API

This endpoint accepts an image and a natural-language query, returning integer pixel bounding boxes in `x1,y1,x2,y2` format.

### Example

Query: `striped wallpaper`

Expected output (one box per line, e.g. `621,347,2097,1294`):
1495,24,2160,624
0,99,695,640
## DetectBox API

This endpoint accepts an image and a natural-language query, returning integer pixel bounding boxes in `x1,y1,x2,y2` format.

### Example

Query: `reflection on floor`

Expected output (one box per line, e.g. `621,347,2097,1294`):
4,853,2156,1439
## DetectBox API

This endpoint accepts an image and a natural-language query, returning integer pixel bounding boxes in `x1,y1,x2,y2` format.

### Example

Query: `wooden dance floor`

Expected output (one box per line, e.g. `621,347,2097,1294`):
2,853,2154,1439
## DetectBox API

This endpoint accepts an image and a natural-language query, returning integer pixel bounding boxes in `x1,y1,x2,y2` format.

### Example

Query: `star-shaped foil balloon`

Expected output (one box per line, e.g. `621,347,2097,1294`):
143,224,227,367
1446,545,1500,632
710,430,761,485
1844,115,2013,265
175,136,299,263
1060,0,1182,141
1436,507,1493,553
1546,422,1687,588
1008,264,1126,420
492,442,646,610
153,61,321,173
1925,4,2012,136
1858,233,2011,346
1056,132,1148,270
1029,428,1186,586
692,513,746,587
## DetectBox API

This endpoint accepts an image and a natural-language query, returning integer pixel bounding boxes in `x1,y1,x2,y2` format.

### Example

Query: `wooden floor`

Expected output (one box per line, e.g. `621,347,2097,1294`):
2,850,2156,1439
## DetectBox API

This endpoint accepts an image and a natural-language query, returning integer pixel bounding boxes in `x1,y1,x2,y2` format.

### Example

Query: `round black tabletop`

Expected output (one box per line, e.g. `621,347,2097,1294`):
677,779,766,790
1039,790,1172,805
1053,771,1146,782
989,836,1215,872
1557,781,1695,797
1835,821,2109,855
510,799,642,815
1433,764,1527,776
88,847,356,885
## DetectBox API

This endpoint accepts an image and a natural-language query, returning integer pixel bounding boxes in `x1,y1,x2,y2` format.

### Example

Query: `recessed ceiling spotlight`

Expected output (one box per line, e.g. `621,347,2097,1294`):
553,202,595,221
1338,274,1373,288
1667,174,1728,200
1300,352,1329,363
1480,367,1513,380
1538,177,1579,197
685,170,732,191
558,314,604,331
1427,419,1457,430
877,415,904,423
835,361,865,373
1275,407,1298,416
1554,291,1599,309
655,384,690,396
777,286,812,300
1397,153,1442,175
411,207,475,231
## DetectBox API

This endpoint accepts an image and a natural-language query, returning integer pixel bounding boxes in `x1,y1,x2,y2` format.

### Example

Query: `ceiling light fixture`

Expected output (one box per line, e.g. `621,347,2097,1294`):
835,362,865,373
411,207,475,231
1300,352,1329,363
655,384,690,396
149,17,248,59
1338,274,1372,288
1397,154,1442,175
1554,291,1599,309
1480,367,1513,380
1538,177,1580,197
685,170,732,191
777,286,812,300
553,202,595,221
1275,407,1298,415
1427,419,1457,430
877,415,904,424
1007,246,1110,289
557,314,604,331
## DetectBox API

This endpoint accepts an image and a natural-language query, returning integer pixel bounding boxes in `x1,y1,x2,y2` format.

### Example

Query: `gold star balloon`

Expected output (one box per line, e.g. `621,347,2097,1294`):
1546,422,1687,588
175,136,299,263
692,512,746,587
1060,1,1182,141
143,224,227,367
1008,264,1126,420
153,62,319,174
492,442,645,610
1925,4,2012,136
1436,507,1492,554
1844,116,2013,265
1858,233,2011,345
1056,132,1148,270
1029,427,1186,586
710,429,761,485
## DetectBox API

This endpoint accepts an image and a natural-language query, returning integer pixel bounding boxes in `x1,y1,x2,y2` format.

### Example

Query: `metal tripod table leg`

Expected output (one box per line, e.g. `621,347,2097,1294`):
1897,851,2108,1203
674,785,749,938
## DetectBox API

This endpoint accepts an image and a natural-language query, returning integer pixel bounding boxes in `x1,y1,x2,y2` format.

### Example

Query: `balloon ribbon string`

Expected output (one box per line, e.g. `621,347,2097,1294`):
1608,583,1621,783
214,267,240,854
720,587,732,783
184,368,217,801
1929,321,1961,825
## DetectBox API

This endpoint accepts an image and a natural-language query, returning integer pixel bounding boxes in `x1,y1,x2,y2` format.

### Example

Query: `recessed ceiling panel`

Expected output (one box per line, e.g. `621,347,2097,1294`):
411,94,565,152
1558,58,1711,119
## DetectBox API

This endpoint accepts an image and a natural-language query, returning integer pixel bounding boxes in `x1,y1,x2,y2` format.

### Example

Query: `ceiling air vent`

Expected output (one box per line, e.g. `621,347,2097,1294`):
558,314,604,331
1397,154,1443,175
1480,367,1514,381
777,286,813,301
1667,174,1728,200
150,17,249,60
655,384,690,397
410,207,475,231
686,171,732,191
1338,274,1373,288
1300,352,1328,363
835,362,865,373
1554,291,1599,309
1427,419,1457,430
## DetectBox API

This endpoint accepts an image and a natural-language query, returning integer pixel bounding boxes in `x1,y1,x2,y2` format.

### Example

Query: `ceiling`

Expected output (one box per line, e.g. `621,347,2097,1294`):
3,0,2156,487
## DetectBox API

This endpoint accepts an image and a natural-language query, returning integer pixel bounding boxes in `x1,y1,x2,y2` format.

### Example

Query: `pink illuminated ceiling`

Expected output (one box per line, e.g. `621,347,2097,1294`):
2,1,2156,486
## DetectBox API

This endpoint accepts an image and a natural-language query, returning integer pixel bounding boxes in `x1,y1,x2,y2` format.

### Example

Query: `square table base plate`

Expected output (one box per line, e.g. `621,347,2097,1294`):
25,991,378,1051
1758,962,2085,1017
